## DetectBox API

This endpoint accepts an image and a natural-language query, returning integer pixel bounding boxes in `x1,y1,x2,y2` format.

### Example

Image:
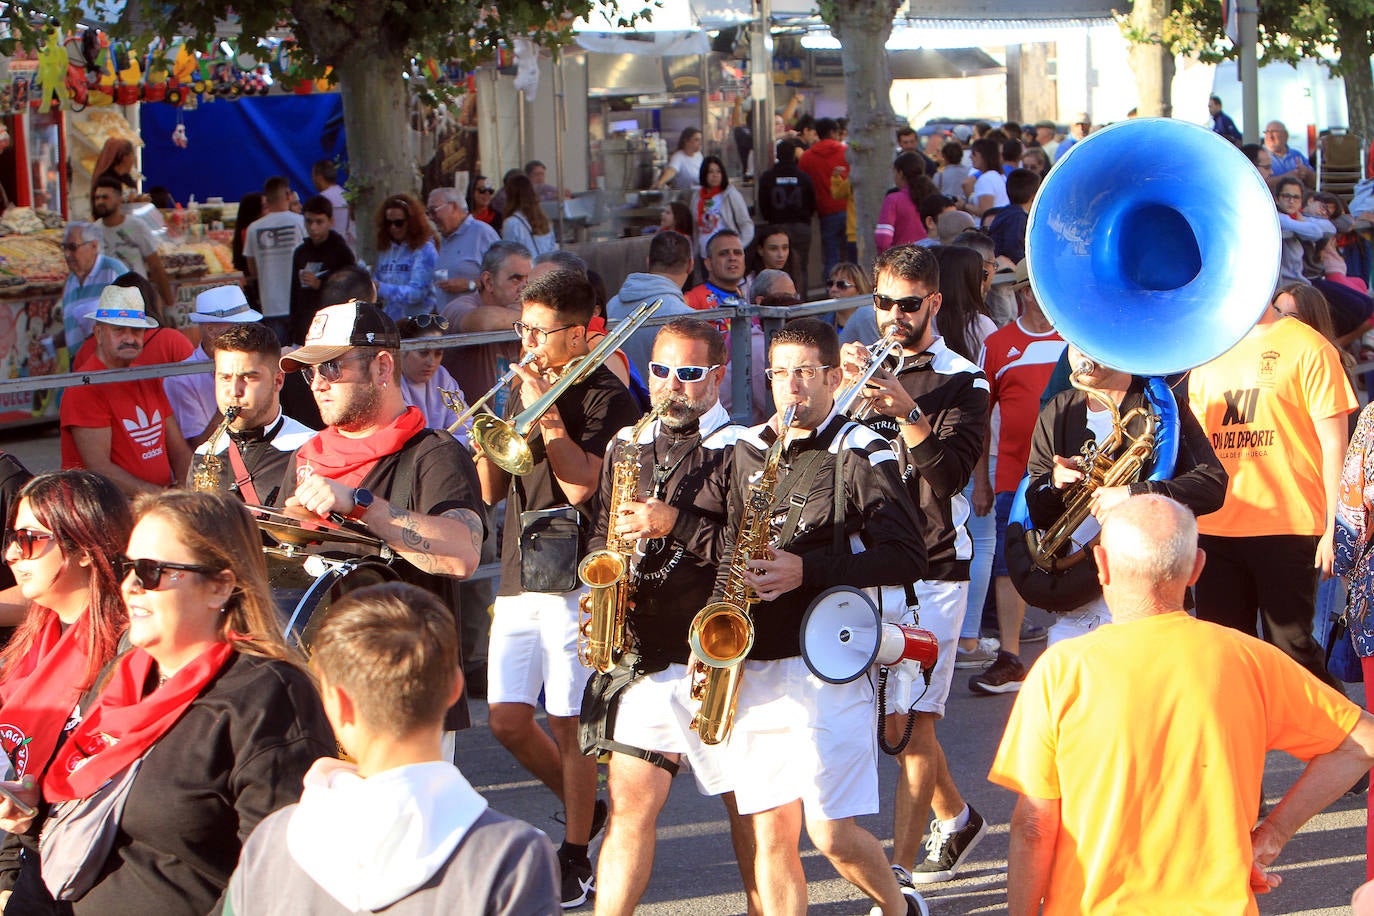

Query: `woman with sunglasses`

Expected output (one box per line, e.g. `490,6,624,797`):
398,314,469,446
833,262,881,346
374,192,438,320
2,491,333,915
465,174,502,233
501,175,557,258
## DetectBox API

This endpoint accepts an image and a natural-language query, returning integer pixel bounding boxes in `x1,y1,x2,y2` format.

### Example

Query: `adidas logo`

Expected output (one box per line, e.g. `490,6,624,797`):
123,407,164,449
1007,346,1022,358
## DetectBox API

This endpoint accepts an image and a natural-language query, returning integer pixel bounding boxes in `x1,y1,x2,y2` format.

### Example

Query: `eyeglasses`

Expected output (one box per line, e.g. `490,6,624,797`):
649,362,720,382
385,218,408,228
425,201,453,217
1278,192,1303,201
61,242,94,253
118,556,220,590
3,529,55,560
764,365,830,381
827,279,855,291
873,292,936,314
301,352,375,385
513,321,575,345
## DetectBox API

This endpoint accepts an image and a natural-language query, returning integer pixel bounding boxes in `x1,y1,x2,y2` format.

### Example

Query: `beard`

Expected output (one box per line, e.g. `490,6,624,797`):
881,310,931,350
654,389,715,429
320,382,383,431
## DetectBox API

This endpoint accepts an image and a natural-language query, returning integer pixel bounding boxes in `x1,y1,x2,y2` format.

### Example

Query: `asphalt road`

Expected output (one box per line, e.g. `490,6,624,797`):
6,426,1369,914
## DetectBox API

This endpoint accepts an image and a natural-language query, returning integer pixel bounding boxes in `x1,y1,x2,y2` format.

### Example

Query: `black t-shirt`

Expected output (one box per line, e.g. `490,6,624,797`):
498,365,641,597
288,231,356,345
276,428,484,727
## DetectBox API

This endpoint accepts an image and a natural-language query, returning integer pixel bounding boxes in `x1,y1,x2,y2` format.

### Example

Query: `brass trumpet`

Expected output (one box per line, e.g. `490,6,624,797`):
835,328,905,422
473,300,662,476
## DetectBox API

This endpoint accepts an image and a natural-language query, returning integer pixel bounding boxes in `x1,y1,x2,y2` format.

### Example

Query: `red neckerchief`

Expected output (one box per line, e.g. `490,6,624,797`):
42,642,234,802
696,186,722,232
294,405,426,490
0,613,91,780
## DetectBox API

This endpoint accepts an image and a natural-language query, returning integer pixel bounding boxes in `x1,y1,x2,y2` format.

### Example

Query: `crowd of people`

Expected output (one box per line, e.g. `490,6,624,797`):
7,98,1374,915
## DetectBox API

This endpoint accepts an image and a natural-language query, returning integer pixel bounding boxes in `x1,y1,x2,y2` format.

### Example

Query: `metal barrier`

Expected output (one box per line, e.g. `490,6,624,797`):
14,298,863,586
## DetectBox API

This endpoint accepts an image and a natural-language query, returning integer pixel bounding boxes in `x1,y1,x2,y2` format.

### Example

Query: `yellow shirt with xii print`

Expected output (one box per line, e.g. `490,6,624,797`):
1188,316,1356,538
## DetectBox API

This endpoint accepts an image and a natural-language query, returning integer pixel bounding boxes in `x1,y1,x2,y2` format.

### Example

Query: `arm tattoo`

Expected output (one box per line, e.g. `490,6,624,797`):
447,507,485,557
386,502,438,573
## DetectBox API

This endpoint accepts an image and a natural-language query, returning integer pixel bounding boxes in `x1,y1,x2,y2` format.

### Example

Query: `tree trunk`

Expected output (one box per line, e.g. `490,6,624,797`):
830,0,900,269
1338,21,1374,147
1127,0,1175,118
334,52,416,267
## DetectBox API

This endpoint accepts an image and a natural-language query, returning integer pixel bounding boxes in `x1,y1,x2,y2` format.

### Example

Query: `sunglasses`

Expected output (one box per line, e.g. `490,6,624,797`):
475,186,494,194
827,279,855,291
873,292,936,314
648,362,720,382
385,218,408,228
3,528,56,560
119,556,220,590
301,352,375,385
402,314,450,334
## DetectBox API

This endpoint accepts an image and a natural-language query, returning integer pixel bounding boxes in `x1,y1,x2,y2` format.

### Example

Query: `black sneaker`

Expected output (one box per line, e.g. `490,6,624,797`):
866,867,929,916
909,807,987,884
560,857,595,908
969,651,1027,695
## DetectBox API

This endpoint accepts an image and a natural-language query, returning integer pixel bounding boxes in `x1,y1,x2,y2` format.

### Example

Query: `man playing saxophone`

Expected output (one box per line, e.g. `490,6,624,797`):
586,318,752,915
1010,346,1226,649
711,317,928,916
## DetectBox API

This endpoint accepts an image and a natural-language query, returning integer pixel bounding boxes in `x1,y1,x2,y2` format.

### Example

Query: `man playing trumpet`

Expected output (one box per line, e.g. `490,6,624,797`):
476,270,641,908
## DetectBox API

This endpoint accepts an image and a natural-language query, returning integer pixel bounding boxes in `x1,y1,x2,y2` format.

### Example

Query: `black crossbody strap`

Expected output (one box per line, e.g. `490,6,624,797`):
773,450,829,547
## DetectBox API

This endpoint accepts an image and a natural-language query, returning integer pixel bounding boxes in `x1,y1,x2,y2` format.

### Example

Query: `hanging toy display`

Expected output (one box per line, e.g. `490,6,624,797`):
35,30,70,110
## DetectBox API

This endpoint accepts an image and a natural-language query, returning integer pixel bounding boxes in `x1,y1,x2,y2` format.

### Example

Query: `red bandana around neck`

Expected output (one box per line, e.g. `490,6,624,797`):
696,186,722,236
0,612,92,781
42,642,235,803
294,405,426,490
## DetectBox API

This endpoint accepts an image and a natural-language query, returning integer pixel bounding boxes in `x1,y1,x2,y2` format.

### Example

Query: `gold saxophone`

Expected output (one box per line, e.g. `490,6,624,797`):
688,404,795,746
1028,363,1158,571
577,402,668,673
190,406,240,492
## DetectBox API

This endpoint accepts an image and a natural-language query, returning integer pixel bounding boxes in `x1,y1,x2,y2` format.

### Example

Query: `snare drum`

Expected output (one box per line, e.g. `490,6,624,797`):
266,549,398,649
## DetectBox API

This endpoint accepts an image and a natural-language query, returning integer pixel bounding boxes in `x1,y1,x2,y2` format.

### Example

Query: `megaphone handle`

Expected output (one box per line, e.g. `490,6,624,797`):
876,667,918,756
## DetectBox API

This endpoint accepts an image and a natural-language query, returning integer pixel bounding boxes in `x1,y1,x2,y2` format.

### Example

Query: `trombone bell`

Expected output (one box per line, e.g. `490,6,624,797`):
472,414,535,476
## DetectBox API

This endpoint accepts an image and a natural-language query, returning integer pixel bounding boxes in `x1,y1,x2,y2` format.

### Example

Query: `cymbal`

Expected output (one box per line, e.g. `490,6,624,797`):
246,505,383,549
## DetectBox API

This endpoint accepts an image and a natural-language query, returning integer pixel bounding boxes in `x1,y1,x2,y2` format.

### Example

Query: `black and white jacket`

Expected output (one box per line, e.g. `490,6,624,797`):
862,335,990,581
712,407,927,660
589,402,744,669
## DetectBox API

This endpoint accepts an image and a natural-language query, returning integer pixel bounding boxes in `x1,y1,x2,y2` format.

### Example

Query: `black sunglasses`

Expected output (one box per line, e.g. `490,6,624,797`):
474,186,494,194
873,292,936,314
3,528,56,560
301,352,375,385
827,279,855,291
385,218,407,228
119,556,220,590
407,314,449,332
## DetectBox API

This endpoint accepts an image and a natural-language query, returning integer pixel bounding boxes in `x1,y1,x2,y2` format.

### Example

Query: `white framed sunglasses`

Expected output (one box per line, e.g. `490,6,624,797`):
648,362,720,382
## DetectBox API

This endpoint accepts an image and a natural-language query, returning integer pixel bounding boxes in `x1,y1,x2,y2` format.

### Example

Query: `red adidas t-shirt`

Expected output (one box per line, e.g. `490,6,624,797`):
980,319,1066,493
60,354,177,487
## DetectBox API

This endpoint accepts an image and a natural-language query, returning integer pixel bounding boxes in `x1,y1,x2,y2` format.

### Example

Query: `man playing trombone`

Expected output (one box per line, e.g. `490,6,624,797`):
475,270,642,908
838,245,992,887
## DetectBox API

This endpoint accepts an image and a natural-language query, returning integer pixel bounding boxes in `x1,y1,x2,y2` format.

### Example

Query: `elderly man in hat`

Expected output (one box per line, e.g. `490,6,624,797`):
165,284,265,448
59,285,191,495
273,301,487,736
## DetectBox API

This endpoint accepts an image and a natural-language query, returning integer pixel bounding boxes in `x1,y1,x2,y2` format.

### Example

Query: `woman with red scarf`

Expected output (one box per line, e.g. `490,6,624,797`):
689,155,754,264
1,491,334,915
0,472,130,899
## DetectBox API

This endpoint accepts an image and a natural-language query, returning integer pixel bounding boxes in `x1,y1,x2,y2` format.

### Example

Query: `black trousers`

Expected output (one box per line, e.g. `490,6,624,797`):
1195,533,1339,688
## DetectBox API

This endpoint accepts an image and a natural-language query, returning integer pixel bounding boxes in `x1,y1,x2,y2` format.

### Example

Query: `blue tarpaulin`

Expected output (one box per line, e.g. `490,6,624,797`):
140,94,347,205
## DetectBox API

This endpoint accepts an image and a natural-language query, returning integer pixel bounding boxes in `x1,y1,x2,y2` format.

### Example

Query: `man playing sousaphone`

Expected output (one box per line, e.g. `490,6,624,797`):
475,269,641,908
272,300,487,724
1004,346,1226,658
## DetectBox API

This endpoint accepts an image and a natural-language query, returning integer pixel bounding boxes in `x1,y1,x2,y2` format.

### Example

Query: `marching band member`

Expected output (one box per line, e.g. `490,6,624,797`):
475,270,641,908
713,317,928,915
586,318,752,915
188,322,313,505
838,245,992,885
274,300,487,732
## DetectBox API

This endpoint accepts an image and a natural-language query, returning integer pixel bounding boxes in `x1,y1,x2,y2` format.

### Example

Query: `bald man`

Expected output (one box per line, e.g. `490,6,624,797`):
990,495,1374,914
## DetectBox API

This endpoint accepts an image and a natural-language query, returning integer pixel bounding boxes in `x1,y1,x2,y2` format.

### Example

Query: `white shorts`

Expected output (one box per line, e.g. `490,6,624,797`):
611,663,731,796
1047,596,1112,647
488,591,589,717
723,656,878,821
876,580,968,718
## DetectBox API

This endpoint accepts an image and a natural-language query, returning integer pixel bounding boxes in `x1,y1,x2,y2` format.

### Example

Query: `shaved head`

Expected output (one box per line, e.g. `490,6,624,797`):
1097,495,1199,606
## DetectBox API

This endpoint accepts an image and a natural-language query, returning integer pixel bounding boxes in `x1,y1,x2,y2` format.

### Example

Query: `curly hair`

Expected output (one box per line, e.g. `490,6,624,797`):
374,192,434,253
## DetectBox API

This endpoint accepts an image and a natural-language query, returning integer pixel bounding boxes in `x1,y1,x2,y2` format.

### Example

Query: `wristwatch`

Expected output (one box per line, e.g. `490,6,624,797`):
900,404,924,426
348,488,374,521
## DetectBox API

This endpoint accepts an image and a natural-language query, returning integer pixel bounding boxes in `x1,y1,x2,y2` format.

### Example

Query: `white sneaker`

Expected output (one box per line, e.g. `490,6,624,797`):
954,637,1000,669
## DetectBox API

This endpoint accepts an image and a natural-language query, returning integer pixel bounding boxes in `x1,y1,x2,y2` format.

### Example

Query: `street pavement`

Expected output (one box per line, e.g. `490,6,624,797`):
5,425,1369,914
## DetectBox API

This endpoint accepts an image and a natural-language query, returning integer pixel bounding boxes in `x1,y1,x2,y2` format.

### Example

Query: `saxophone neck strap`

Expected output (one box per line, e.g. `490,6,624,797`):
225,439,260,506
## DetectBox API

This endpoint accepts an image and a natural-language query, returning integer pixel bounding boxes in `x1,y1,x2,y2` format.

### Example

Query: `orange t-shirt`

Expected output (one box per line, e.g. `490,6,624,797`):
1187,317,1357,537
989,611,1359,915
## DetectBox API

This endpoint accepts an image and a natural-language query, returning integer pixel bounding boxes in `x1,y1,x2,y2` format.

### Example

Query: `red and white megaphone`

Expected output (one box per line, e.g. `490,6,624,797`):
800,586,939,685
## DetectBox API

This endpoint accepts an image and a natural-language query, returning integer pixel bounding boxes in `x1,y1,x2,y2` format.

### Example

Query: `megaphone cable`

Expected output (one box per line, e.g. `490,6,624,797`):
876,667,928,756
